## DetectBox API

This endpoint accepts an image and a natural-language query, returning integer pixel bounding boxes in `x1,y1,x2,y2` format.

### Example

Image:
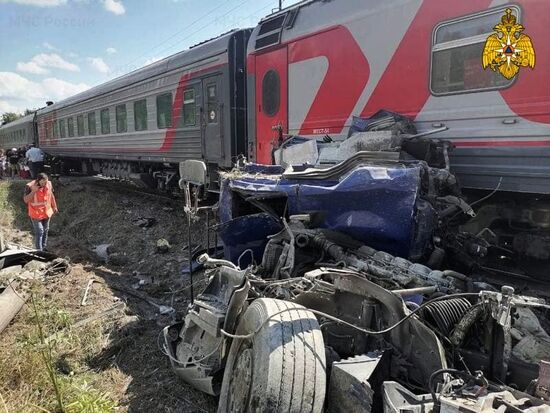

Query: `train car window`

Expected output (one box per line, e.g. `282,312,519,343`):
88,112,97,135
77,115,85,136
156,93,172,129
134,99,148,131
53,121,59,139
59,119,66,139
68,117,74,137
116,104,127,133
262,69,280,117
430,6,518,95
100,108,110,134
183,89,196,126
206,86,217,124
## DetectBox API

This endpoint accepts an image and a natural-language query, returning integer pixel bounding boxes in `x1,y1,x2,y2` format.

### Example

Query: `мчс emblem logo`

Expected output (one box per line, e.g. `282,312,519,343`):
482,8,535,80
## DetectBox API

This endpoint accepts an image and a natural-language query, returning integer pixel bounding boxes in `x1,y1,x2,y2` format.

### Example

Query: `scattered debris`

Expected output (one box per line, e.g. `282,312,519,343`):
131,274,153,290
0,178,214,412
0,281,27,335
132,217,157,228
109,281,174,316
0,242,70,335
81,279,95,306
92,244,112,262
0,265,23,281
46,302,126,344
108,252,129,267
156,239,171,254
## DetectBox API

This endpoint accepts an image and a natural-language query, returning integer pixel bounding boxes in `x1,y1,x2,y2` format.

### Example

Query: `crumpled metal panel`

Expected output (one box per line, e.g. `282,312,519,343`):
217,213,283,266
220,163,430,259
327,352,389,413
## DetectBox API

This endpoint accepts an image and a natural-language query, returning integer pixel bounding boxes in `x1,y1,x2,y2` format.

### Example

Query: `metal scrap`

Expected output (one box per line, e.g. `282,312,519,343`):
0,281,28,335
81,279,96,306
0,243,69,335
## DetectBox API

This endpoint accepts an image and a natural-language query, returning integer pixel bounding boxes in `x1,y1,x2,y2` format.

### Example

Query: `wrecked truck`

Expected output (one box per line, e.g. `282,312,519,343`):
167,116,549,412
165,138,550,412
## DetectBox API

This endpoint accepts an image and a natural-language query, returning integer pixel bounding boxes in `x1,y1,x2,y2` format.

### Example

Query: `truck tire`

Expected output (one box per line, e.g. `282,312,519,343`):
217,298,326,413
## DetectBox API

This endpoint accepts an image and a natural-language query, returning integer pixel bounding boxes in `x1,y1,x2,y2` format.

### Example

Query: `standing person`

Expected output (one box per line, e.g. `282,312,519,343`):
8,148,19,178
25,144,45,179
0,149,5,179
23,173,58,251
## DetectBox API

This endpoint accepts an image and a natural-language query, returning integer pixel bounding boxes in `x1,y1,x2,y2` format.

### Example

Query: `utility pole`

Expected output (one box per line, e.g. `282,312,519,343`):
279,0,283,11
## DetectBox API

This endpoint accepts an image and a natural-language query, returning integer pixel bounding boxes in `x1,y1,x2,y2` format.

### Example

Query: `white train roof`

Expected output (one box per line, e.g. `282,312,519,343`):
38,29,245,116
0,113,35,132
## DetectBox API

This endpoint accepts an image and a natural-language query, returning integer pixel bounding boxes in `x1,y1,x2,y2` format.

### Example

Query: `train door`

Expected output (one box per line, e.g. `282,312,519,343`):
255,47,288,164
201,75,223,163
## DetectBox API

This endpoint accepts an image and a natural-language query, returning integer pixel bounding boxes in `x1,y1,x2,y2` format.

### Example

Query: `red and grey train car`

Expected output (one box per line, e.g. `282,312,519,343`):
36,29,250,189
247,0,550,196
30,0,550,197
12,0,550,252
245,0,550,264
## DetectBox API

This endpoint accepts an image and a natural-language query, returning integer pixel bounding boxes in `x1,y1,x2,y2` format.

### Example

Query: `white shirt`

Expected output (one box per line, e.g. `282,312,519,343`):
26,147,44,163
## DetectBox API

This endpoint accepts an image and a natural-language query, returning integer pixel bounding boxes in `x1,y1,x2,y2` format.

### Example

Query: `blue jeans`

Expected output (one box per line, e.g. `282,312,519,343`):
31,218,50,251
29,162,44,179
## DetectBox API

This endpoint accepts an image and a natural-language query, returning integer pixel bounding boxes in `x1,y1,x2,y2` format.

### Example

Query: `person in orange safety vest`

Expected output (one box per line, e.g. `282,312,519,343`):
23,173,58,251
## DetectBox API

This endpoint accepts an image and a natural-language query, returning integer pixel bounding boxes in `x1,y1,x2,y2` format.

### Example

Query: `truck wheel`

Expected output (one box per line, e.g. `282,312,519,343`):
217,298,326,413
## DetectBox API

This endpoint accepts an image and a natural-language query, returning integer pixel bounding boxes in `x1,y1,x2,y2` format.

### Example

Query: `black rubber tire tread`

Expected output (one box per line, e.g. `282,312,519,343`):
217,298,326,413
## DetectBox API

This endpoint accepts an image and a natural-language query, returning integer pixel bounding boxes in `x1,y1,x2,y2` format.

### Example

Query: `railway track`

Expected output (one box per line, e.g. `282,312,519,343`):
478,266,550,299
64,175,183,203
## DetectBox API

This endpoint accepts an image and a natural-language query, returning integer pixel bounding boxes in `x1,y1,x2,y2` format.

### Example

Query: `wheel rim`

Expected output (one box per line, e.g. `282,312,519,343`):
227,344,253,412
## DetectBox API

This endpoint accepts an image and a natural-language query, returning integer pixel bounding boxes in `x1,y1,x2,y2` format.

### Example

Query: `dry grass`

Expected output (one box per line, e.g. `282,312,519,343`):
0,285,120,412
0,179,217,413
0,180,124,412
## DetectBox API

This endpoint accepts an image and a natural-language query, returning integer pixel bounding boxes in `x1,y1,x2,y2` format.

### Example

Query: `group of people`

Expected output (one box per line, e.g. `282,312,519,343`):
1,145,57,252
0,144,45,180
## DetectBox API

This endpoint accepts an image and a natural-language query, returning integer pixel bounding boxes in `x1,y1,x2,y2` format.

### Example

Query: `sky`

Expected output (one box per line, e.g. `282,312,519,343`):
0,0,301,115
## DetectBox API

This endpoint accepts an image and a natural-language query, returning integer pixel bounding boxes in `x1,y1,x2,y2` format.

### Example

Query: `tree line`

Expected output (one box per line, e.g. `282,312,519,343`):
1,109,37,126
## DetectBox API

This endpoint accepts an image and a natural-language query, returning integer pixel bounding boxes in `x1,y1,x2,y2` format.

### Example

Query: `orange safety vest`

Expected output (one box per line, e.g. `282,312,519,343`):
26,181,55,220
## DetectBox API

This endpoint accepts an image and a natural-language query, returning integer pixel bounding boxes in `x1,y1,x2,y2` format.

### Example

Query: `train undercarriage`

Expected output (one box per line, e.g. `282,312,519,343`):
51,157,181,192
460,191,550,282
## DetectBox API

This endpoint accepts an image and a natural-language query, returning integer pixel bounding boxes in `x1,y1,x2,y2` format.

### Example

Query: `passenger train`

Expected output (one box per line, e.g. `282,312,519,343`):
0,114,35,151
1,0,549,259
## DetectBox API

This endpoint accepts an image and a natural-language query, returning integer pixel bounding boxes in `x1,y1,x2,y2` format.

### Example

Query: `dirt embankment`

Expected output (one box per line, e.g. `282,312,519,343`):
0,178,217,413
